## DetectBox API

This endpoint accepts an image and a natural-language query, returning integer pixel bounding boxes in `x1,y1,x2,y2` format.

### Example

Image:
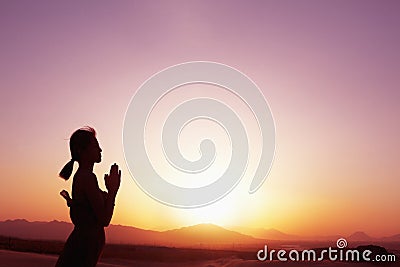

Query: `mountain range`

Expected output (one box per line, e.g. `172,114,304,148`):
0,219,399,247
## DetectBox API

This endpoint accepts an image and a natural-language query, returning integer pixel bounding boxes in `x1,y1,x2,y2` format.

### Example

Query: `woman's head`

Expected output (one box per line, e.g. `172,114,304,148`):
59,126,102,180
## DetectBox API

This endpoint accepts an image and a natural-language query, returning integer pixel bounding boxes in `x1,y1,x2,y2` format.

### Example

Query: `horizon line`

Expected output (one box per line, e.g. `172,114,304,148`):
1,218,399,239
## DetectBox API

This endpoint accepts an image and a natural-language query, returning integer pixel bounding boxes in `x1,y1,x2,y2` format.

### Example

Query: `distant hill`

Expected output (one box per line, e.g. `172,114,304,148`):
382,234,400,242
0,220,264,247
229,226,299,240
159,224,262,246
229,226,400,243
228,226,344,241
347,231,375,242
0,219,72,241
1,220,398,246
101,223,160,244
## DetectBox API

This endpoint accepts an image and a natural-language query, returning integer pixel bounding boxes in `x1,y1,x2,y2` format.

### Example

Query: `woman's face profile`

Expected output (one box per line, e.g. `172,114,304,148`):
83,136,102,163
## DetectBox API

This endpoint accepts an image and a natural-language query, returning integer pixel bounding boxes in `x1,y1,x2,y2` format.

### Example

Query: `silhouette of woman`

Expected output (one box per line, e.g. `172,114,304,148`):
55,127,121,267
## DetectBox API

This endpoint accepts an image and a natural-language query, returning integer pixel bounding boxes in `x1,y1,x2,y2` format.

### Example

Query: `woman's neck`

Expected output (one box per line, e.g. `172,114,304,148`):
78,161,94,172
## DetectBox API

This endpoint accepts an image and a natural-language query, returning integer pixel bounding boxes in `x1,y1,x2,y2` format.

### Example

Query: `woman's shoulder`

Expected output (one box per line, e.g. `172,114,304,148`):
73,170,98,186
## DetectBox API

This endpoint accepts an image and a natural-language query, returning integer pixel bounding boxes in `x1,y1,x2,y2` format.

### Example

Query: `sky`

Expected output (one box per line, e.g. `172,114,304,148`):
0,0,399,237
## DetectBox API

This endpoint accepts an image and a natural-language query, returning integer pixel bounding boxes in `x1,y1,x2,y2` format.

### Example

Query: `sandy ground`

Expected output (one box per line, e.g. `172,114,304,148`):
0,250,127,267
0,249,391,267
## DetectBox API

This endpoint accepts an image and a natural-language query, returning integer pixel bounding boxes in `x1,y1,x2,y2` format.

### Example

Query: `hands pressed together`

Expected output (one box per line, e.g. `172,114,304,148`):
60,163,121,208
104,163,121,196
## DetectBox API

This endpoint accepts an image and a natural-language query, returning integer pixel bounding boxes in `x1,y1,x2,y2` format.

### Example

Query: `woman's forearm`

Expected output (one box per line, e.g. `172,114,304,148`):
102,192,117,227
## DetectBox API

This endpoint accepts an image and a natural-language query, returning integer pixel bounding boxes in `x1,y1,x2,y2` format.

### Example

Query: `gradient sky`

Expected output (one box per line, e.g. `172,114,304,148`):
0,0,399,237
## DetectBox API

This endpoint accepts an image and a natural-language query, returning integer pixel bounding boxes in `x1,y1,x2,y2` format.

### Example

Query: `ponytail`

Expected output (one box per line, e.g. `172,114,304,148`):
59,126,96,180
59,159,75,180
